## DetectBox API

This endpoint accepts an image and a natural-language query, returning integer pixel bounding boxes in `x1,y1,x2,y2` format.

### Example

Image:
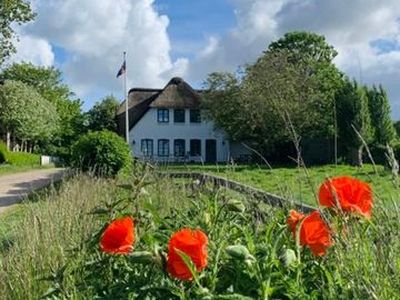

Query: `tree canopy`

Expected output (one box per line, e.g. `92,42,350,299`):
367,85,396,146
86,95,120,132
0,0,35,65
0,80,59,148
268,31,338,63
203,31,343,159
336,79,373,166
0,62,84,157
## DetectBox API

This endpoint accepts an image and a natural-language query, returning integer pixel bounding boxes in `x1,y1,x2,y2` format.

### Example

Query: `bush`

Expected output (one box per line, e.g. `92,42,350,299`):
0,141,40,166
71,130,132,177
0,141,7,164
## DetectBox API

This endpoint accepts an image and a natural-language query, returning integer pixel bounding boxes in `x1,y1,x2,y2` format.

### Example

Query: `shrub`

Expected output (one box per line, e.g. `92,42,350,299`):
0,141,7,164
71,130,132,177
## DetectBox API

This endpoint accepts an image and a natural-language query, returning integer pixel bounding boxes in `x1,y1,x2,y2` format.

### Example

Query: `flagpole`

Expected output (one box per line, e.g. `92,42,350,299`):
124,51,129,144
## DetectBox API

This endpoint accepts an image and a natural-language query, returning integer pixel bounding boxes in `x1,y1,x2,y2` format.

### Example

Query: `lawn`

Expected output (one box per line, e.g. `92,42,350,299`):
0,168,399,299
161,163,399,207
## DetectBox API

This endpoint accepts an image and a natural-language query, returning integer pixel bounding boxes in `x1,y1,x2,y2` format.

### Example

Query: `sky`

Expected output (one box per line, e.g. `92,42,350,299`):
7,0,400,119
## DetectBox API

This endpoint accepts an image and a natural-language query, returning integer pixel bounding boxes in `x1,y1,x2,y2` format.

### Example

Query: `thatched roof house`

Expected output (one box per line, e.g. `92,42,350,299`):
116,77,201,136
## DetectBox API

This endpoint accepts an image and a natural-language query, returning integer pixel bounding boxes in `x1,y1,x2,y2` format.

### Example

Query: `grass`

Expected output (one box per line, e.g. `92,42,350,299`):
0,163,54,176
0,167,399,299
161,163,398,207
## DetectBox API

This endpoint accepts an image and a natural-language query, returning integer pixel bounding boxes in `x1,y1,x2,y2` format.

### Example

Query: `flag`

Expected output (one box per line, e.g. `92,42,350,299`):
116,60,126,78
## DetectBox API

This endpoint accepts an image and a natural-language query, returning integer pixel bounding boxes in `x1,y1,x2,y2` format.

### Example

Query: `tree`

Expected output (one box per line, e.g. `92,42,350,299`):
0,80,59,150
202,72,245,142
268,31,338,63
336,79,373,166
394,120,400,138
0,63,84,157
86,95,120,132
0,0,35,65
268,31,343,140
367,85,396,146
204,32,343,161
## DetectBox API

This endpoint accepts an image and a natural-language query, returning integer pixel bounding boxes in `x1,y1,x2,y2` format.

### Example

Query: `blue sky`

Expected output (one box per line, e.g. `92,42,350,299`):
9,0,400,118
154,0,236,60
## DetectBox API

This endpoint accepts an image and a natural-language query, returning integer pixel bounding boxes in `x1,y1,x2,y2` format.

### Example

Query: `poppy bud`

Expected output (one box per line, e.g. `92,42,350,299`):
226,245,254,261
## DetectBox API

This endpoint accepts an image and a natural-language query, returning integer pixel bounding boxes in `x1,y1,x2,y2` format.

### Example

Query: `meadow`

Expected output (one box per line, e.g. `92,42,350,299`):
0,164,399,299
162,163,399,207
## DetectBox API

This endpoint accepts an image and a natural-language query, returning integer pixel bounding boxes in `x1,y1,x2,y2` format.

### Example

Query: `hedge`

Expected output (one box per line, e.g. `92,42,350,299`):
0,141,40,166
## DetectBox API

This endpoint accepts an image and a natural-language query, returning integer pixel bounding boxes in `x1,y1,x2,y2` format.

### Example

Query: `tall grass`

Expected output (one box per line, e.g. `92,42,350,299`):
0,170,399,299
0,176,116,299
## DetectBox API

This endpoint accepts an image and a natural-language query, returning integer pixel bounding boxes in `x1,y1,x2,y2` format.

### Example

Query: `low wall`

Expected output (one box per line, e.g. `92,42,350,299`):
161,172,315,213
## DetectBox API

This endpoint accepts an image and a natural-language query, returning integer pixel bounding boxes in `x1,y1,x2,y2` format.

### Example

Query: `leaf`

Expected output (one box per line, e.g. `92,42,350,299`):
175,248,201,285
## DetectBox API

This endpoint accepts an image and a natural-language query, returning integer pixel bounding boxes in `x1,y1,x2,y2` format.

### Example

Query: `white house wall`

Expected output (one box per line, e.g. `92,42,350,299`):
129,108,230,162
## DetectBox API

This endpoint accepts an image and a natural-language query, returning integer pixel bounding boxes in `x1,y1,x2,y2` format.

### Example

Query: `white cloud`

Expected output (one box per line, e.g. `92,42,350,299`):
184,0,400,118
15,0,184,100
9,34,54,67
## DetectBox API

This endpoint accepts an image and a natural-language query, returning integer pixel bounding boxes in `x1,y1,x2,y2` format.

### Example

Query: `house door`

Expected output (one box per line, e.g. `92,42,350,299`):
205,139,217,163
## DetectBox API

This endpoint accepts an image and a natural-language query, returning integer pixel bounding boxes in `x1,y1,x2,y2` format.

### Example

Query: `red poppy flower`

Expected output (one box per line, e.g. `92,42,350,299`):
318,176,373,218
287,209,305,233
288,210,333,256
100,216,134,254
167,228,208,280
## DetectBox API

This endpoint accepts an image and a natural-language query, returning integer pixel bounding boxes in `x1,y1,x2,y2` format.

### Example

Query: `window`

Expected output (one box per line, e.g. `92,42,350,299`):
190,139,201,156
174,109,185,123
190,109,201,123
174,139,185,157
141,139,153,156
158,108,169,122
158,139,169,156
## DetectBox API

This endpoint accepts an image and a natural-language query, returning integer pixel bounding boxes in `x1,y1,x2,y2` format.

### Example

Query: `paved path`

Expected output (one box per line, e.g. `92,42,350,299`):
0,168,66,214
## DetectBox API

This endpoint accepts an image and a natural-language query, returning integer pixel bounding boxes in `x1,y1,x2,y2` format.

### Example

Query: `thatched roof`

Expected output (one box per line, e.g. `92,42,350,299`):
116,77,202,136
150,77,201,108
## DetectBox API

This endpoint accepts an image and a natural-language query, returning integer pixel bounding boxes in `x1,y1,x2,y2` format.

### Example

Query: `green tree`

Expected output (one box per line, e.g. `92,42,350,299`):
336,79,373,166
0,80,59,150
86,95,120,132
204,32,343,160
267,31,343,137
0,0,35,65
268,31,338,63
367,85,396,146
202,72,245,142
394,120,400,138
0,62,84,157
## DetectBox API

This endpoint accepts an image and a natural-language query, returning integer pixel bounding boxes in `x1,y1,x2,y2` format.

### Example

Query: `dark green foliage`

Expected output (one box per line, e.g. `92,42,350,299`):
367,85,396,146
0,0,35,65
71,130,132,177
0,141,7,163
86,95,120,132
336,79,373,166
394,120,400,137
